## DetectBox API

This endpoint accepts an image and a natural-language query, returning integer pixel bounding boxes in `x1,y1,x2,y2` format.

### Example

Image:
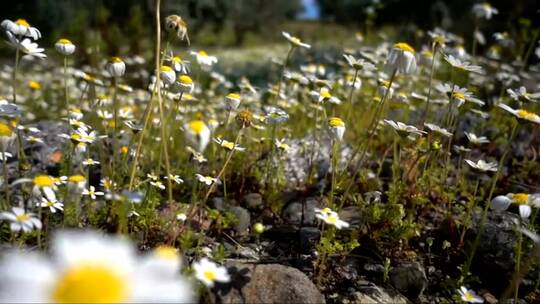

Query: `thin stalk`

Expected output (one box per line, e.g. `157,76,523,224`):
275,46,295,102
459,178,480,248
63,56,69,110
2,149,9,209
520,29,539,72
513,230,523,302
12,47,20,103
329,140,338,208
345,69,359,123
420,46,438,125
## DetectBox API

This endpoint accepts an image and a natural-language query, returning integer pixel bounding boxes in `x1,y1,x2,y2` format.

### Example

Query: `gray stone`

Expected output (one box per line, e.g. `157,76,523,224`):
299,227,321,253
210,262,325,304
242,193,263,210
352,280,409,304
209,197,226,211
389,262,427,299
282,197,322,226
228,206,251,234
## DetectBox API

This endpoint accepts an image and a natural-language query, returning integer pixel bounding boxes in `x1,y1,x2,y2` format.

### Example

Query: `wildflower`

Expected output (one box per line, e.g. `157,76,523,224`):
165,174,184,184
491,193,540,219
384,119,426,137
377,79,394,99
264,106,289,124
187,146,208,163
39,197,64,213
176,213,187,221
184,120,211,152
170,55,190,74
165,14,189,44
33,175,57,201
0,122,16,151
190,50,217,68
0,230,194,302
464,132,489,145
282,31,311,49
384,42,417,75
436,83,485,107
68,175,87,192
224,93,241,110
55,38,76,56
275,139,290,152
0,152,12,161
100,177,117,192
497,104,540,124
106,57,126,77
236,110,253,128
310,87,341,104
172,75,194,94
444,55,483,74
458,286,484,303
82,158,100,166
328,117,346,141
315,208,350,229
213,137,245,151
82,186,105,200
424,123,453,137
343,54,376,71
195,174,221,186
465,159,498,172
160,66,176,85
150,180,166,190
6,34,46,59
507,86,540,103
427,29,447,49
472,2,498,20
193,258,230,287
253,223,265,234
454,145,472,154
0,207,42,232
1,18,41,40
28,80,41,90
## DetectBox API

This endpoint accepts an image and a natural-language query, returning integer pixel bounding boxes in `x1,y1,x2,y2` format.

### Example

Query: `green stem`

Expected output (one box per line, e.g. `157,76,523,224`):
420,46,438,125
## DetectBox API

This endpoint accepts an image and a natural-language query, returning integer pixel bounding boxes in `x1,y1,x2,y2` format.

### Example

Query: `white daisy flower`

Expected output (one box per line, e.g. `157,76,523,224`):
192,258,230,287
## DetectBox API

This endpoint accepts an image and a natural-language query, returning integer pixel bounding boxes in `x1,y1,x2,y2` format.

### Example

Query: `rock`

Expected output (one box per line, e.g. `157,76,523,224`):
209,197,226,211
242,193,263,210
389,262,427,299
352,280,409,304
338,206,363,228
228,206,251,234
210,262,325,304
299,227,321,253
282,197,322,226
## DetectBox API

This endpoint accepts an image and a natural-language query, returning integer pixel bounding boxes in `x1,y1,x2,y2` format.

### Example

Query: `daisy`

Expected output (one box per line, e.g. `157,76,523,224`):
0,207,42,232
0,122,16,151
82,158,100,166
264,106,289,124
436,83,485,107
472,2,498,20
7,34,46,59
187,146,208,164
424,123,453,137
384,119,427,137
491,193,540,219
213,137,245,151
106,57,126,77
464,132,490,145
310,87,341,104
224,93,241,110
192,258,230,287
507,86,540,103
172,75,194,94
497,104,540,124
39,197,64,213
190,50,217,68
159,66,176,85
195,174,221,186
150,181,166,190
170,55,190,74
328,117,346,141
184,120,211,152
282,32,311,49
176,213,187,221
275,138,290,152
457,286,484,303
444,55,483,74
1,18,41,40
384,42,417,75
465,159,498,172
315,208,350,229
55,38,76,56
343,54,376,71
82,186,105,200
0,230,194,302
165,174,184,184
32,175,58,202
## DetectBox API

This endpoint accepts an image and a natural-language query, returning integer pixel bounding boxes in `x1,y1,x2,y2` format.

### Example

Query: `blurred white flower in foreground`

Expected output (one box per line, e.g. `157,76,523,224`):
193,257,230,287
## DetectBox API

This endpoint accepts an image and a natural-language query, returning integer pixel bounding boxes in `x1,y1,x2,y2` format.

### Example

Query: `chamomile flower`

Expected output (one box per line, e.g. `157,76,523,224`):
328,117,346,141
444,55,483,74
187,146,208,163
0,122,16,151
507,86,540,103
224,93,241,110
384,119,426,137
190,50,217,68
343,54,376,71
315,208,350,229
170,55,190,74
195,174,221,186
106,57,126,77
497,104,540,124
275,138,290,152
82,186,105,200
465,132,490,145
424,123,453,137
0,207,42,232
160,65,176,85
213,137,246,151
472,2,498,20
436,83,485,107
0,230,194,302
184,120,211,152
465,159,498,172
172,75,194,94
39,197,64,213
32,175,58,202
82,158,100,166
192,258,230,287
491,193,540,219
176,213,187,221
150,180,166,190
7,34,46,59
282,31,311,49
55,38,76,56
1,18,41,40
377,79,395,99
264,106,289,124
310,87,341,104
385,42,417,75
165,174,184,184
458,286,484,303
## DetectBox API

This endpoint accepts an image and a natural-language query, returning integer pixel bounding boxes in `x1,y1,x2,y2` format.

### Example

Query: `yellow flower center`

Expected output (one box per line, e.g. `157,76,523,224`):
160,65,173,72
516,109,538,121
328,117,345,128
33,175,55,187
15,19,30,27
320,88,332,99
52,263,127,303
57,38,73,45
179,75,193,85
28,80,41,90
189,120,206,135
154,246,178,260
0,123,13,137
226,93,241,100
222,141,235,150
464,293,474,301
393,42,415,53
110,57,123,63
15,213,29,222
203,270,216,282
326,214,338,224
380,80,390,88
452,92,466,101
173,56,182,63
198,50,208,57
290,37,302,46
68,175,86,184
513,193,529,205
321,208,331,214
